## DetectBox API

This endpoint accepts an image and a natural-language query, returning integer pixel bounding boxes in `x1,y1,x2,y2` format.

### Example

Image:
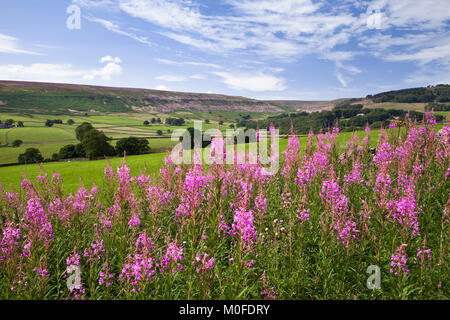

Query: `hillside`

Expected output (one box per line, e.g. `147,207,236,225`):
267,98,350,112
0,80,342,115
366,84,450,104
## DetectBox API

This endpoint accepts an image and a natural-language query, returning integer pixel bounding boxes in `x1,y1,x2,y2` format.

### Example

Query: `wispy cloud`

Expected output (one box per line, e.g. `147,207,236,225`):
87,17,152,45
155,74,187,82
0,33,38,55
213,71,286,92
155,58,221,69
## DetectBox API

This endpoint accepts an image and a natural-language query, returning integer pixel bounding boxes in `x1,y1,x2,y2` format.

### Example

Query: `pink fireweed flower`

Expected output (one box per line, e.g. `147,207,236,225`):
83,239,105,263
128,214,141,229
135,174,151,190
160,242,184,275
119,231,155,291
389,194,421,237
24,197,54,243
33,267,49,278
0,223,21,262
104,167,114,181
344,158,363,185
296,208,310,224
334,218,359,248
414,247,432,268
99,268,114,287
117,162,131,185
281,132,300,178
374,142,393,167
231,208,257,251
261,287,279,300
390,244,409,276
388,122,397,129
65,248,85,299
254,194,267,219
175,170,213,220
192,253,215,273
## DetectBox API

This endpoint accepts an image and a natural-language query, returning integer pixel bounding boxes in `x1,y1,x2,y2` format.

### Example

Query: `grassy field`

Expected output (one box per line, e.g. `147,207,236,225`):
0,111,237,165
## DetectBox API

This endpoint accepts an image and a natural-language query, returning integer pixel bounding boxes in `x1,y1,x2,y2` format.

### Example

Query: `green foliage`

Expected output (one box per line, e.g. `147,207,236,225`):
81,129,115,159
166,117,185,126
368,85,450,104
16,121,24,127
11,139,23,147
75,122,94,141
67,119,75,125
241,104,438,134
58,143,86,159
18,147,43,164
115,136,151,156
181,127,212,149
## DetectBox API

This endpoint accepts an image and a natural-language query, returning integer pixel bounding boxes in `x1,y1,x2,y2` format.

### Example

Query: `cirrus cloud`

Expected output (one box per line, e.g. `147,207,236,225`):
213,71,286,92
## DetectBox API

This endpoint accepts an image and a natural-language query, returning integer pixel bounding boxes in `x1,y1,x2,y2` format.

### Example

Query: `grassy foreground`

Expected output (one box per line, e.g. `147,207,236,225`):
0,119,448,300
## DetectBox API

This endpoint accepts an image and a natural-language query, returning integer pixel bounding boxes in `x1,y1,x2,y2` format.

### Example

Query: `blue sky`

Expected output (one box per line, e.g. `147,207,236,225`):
0,0,449,100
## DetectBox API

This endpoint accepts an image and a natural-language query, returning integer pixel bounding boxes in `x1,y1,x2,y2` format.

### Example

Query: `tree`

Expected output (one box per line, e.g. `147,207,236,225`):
219,120,224,125
115,137,150,156
74,143,86,158
166,117,185,126
5,119,15,126
45,120,54,127
151,118,156,124
143,120,150,126
81,129,115,159
58,144,77,159
180,127,211,149
75,122,94,141
157,118,161,123
229,124,235,129
67,119,75,125
205,119,210,124
18,148,43,164
156,130,163,136
17,121,24,127
12,139,23,148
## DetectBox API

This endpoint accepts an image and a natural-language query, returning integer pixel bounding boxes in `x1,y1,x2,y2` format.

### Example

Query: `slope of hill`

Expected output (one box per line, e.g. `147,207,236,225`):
0,80,308,115
266,98,350,112
366,84,450,103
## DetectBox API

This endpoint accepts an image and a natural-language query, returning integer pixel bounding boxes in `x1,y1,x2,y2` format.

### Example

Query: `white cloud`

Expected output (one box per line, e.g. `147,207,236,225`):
84,56,122,80
116,0,356,58
100,55,121,63
0,56,122,82
0,33,38,55
335,72,347,87
87,17,152,45
190,74,205,79
155,58,221,69
155,74,187,82
386,43,450,65
213,71,286,92
154,84,171,91
72,0,116,8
